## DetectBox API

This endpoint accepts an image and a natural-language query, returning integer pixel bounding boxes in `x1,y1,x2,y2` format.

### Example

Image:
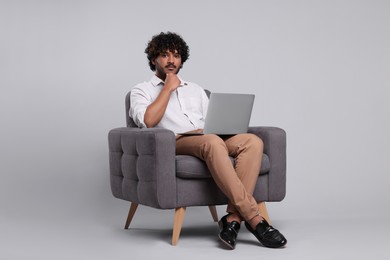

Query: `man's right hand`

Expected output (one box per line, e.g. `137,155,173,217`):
164,73,181,92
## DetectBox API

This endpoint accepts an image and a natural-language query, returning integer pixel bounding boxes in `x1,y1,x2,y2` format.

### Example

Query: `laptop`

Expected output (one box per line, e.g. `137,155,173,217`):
178,93,255,135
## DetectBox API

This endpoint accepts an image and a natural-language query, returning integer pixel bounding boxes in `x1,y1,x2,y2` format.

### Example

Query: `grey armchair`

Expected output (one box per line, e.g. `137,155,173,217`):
108,90,286,245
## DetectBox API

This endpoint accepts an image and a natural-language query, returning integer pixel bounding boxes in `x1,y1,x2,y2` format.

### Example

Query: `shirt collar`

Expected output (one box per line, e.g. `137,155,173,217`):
150,74,188,87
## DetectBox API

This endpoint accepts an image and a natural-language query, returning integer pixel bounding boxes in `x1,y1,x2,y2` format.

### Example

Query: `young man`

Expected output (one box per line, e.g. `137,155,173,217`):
130,32,287,249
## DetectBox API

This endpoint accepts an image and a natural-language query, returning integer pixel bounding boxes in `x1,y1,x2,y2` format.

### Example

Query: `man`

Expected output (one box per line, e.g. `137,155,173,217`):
130,32,287,249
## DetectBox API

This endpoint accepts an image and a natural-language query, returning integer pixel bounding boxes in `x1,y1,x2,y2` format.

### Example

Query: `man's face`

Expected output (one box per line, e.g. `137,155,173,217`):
153,50,182,80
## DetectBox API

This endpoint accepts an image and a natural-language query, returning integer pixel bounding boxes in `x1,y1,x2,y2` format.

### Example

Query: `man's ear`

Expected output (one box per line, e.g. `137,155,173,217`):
151,59,156,65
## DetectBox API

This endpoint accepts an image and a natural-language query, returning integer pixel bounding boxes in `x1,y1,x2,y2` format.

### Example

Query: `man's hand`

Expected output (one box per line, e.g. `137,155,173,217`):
164,73,181,92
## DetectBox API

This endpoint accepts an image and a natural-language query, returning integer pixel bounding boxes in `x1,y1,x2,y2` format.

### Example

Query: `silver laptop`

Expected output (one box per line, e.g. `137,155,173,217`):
179,93,255,135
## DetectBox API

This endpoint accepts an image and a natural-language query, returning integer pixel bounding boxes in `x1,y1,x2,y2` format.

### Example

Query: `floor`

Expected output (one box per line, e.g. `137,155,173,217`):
2,205,389,260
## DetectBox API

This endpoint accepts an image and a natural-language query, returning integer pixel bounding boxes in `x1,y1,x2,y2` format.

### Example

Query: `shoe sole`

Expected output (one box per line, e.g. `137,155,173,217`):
218,234,235,249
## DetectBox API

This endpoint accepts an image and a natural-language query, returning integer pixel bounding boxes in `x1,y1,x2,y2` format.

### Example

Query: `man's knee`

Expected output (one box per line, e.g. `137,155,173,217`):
201,134,227,154
246,134,264,151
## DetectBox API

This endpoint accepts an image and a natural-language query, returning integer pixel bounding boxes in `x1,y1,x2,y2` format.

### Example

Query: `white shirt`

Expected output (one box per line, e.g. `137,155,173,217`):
129,75,209,134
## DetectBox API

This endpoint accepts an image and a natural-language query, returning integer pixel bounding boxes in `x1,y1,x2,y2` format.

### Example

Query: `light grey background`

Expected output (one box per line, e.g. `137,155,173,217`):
1,0,389,259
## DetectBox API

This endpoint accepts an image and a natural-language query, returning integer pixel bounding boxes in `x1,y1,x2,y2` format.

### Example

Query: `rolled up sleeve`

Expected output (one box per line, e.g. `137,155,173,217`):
129,86,150,128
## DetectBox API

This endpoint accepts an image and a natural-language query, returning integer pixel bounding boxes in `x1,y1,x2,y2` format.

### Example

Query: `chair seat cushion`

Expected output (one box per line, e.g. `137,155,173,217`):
176,154,270,179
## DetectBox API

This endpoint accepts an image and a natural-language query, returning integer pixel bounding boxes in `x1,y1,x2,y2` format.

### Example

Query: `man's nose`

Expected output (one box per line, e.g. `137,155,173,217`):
167,54,174,63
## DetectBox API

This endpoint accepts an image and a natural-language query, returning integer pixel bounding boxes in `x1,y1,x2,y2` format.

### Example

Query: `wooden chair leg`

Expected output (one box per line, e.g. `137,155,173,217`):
258,202,271,224
124,202,138,229
208,205,218,222
172,207,186,246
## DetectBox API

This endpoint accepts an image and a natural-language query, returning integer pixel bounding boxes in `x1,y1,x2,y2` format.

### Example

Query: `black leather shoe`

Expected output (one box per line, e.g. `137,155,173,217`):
245,219,287,248
218,214,241,249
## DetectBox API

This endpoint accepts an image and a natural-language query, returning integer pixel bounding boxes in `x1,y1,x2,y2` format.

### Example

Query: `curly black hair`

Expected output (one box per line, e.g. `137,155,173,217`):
145,32,190,71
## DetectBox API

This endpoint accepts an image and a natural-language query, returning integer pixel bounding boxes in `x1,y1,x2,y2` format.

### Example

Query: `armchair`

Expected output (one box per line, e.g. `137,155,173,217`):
108,91,286,245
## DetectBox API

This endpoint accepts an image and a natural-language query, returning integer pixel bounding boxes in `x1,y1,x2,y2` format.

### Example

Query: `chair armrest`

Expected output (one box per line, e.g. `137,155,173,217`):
248,126,287,201
108,127,177,209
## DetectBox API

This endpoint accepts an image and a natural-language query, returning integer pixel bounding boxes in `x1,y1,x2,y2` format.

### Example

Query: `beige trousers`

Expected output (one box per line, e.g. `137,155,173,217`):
176,133,263,221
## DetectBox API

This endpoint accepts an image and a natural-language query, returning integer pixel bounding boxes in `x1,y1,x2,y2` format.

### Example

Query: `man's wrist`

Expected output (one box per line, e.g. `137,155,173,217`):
163,84,177,93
